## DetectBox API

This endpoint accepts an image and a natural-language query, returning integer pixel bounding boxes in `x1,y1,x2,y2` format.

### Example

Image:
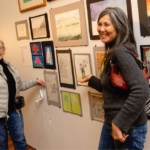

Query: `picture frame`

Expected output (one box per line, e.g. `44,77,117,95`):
138,0,150,36
140,45,150,78
93,46,105,78
56,49,76,89
18,0,46,13
88,91,104,122
49,1,88,47
30,42,44,68
86,0,133,40
29,13,50,40
73,53,92,86
41,41,56,69
15,20,29,40
61,90,82,116
44,70,61,108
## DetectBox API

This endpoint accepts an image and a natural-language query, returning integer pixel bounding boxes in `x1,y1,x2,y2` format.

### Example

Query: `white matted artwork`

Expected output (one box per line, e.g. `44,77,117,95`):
88,91,104,122
73,53,92,86
49,1,88,47
43,70,61,108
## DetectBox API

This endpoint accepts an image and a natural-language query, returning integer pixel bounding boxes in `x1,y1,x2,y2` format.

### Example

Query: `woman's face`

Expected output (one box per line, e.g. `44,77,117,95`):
97,14,117,44
0,42,5,60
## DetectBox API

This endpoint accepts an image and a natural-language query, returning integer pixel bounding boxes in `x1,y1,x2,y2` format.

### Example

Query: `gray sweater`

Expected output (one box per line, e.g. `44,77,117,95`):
89,45,149,133
0,59,38,118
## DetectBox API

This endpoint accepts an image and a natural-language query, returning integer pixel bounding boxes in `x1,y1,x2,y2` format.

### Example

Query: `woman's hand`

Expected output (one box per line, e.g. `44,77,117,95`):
37,79,46,88
111,122,129,142
77,74,93,83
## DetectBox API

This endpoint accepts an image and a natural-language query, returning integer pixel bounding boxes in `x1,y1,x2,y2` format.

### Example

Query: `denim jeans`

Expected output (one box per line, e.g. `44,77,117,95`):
98,123,148,150
0,110,27,150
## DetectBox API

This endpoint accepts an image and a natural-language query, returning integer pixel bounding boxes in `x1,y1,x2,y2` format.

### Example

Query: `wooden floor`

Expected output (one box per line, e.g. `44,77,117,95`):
8,134,36,150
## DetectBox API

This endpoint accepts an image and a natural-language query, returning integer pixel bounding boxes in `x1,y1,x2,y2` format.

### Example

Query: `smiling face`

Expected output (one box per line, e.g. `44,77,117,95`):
97,14,117,44
0,41,5,60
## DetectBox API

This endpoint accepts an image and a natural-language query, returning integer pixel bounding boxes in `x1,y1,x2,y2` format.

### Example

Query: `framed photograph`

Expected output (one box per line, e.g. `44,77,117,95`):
44,70,61,108
93,46,105,78
88,91,104,122
29,13,50,40
140,45,150,78
138,0,150,36
61,90,82,116
73,53,92,86
86,0,132,40
15,20,29,40
56,49,76,89
18,0,46,13
49,1,88,47
30,42,44,68
41,41,56,69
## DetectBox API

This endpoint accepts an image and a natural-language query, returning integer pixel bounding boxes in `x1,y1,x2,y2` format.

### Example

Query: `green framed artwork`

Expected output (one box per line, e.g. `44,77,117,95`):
61,91,82,116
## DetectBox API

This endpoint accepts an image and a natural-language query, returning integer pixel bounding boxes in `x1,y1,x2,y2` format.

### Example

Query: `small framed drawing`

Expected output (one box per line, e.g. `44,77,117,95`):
44,70,61,108
49,1,88,47
138,0,150,36
93,46,105,78
88,91,104,122
86,0,132,40
140,45,150,78
73,53,92,86
29,13,50,40
56,49,76,89
41,41,56,69
30,42,44,68
15,20,29,40
18,0,46,13
61,90,82,116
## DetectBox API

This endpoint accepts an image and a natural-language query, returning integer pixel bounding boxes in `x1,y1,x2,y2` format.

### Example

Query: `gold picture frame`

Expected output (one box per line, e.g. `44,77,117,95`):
18,0,46,13
15,20,29,40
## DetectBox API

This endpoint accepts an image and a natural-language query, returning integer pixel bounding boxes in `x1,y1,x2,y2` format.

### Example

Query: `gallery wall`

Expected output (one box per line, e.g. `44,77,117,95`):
0,0,150,149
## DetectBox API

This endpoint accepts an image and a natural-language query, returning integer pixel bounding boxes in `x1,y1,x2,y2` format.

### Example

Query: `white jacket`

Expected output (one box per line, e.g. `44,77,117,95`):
0,60,37,118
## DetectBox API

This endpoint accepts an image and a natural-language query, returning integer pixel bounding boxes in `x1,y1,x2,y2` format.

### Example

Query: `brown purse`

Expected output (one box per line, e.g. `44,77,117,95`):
110,44,149,90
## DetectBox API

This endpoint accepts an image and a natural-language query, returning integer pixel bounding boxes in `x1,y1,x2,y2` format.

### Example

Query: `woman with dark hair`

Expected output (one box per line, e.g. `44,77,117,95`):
0,40,46,149
78,7,149,150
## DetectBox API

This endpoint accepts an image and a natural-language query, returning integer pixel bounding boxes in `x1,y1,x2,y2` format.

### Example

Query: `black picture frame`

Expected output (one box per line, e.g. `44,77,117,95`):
41,41,56,69
29,13,50,40
56,49,76,89
86,0,133,40
138,0,150,37
30,42,44,68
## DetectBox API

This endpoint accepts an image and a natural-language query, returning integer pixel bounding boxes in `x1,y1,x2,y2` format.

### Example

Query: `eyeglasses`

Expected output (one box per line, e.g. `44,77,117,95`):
0,46,5,51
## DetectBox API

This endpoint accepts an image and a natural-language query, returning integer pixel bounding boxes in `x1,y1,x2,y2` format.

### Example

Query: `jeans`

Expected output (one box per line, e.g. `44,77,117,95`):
98,123,148,150
0,110,27,150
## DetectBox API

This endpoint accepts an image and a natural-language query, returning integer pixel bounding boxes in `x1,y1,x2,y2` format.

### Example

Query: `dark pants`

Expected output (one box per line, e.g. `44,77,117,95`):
0,110,27,150
98,123,147,150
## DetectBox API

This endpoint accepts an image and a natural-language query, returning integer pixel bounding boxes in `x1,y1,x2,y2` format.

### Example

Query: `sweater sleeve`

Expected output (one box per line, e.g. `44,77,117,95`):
112,46,149,133
88,76,102,92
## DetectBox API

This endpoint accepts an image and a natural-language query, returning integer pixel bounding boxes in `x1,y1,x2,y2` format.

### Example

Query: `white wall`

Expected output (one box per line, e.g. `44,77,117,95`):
0,0,149,149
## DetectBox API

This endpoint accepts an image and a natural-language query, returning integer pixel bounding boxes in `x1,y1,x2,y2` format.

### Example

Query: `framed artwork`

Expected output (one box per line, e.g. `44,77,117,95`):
73,53,92,86
41,41,56,69
138,0,150,36
29,13,50,40
140,45,150,78
30,42,44,68
88,91,104,122
56,49,76,89
86,0,132,40
93,46,105,78
61,90,82,116
18,0,46,13
44,70,61,108
49,1,88,47
15,20,29,40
